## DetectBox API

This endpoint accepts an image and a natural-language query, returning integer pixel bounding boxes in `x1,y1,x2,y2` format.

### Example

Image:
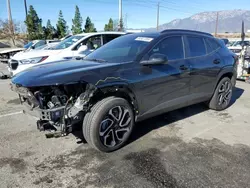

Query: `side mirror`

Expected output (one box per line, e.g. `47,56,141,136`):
140,53,167,65
78,45,88,52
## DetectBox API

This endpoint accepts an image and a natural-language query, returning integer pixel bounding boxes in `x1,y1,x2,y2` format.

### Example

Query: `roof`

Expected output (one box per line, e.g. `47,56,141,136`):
161,29,212,36
75,31,126,37
123,32,161,38
161,29,213,37
120,29,212,38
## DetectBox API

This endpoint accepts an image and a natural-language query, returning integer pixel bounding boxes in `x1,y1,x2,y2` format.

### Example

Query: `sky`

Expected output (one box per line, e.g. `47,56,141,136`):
0,0,249,31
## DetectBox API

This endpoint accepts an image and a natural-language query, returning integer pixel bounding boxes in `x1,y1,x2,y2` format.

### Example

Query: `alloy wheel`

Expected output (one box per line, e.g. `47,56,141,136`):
217,80,232,107
99,106,132,148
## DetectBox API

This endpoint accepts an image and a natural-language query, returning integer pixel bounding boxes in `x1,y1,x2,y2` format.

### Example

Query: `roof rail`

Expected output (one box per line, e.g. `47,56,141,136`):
160,29,212,36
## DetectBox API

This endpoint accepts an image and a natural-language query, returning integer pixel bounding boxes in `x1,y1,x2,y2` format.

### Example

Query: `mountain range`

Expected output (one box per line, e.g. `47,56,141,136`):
145,9,250,33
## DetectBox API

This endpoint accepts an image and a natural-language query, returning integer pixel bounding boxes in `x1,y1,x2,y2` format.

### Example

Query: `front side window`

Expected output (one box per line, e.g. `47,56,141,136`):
85,35,102,50
75,35,102,50
186,36,206,57
85,34,157,63
148,36,184,61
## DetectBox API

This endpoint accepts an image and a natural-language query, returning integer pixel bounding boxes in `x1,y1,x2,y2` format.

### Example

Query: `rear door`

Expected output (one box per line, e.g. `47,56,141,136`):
186,35,222,102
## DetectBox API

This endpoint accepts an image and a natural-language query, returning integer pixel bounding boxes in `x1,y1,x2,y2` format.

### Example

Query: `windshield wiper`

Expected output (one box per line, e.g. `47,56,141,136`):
84,58,107,63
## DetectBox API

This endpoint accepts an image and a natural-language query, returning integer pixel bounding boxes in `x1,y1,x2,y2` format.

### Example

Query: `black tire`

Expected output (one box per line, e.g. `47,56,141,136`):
82,97,134,152
208,77,233,111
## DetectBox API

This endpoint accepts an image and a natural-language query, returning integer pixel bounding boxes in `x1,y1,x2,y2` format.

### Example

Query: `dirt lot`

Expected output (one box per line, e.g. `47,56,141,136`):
0,62,250,188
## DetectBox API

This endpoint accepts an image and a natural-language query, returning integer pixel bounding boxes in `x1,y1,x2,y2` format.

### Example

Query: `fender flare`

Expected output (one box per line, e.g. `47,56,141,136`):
213,66,235,91
95,82,139,115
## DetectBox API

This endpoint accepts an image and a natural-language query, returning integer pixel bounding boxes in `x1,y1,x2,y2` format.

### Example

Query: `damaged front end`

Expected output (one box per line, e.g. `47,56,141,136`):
11,82,96,137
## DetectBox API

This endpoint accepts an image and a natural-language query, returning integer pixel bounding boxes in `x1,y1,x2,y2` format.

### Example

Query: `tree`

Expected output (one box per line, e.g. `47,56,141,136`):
37,18,44,39
56,10,68,38
104,18,114,31
45,19,54,39
71,5,83,34
113,19,119,31
25,5,42,40
84,17,96,33
0,19,19,46
118,18,124,31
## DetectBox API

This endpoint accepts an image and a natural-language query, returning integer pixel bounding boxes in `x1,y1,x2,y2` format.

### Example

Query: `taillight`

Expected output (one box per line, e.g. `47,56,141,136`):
233,55,239,64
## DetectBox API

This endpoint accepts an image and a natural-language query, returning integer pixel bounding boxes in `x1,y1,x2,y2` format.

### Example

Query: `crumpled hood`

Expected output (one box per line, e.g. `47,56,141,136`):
0,48,25,54
11,60,118,87
12,49,63,60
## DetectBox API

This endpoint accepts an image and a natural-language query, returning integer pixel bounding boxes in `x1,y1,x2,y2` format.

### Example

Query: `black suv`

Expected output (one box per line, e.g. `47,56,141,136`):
11,30,237,152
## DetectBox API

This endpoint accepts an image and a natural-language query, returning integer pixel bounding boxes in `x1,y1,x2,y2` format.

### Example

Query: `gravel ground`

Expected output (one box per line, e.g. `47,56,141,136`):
0,63,250,188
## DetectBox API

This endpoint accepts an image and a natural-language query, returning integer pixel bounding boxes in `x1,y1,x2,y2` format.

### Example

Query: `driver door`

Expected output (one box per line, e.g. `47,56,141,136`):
136,36,191,117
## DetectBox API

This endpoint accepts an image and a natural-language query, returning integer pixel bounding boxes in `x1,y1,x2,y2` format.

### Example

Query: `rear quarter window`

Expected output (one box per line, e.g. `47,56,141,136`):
186,36,206,57
103,34,121,44
205,38,221,53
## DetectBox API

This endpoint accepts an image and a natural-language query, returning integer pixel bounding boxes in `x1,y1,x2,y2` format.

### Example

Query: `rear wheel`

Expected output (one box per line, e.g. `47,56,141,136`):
82,97,134,152
208,77,233,111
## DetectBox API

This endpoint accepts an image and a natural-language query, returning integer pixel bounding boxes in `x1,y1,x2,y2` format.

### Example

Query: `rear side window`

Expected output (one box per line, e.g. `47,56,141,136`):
103,34,121,44
149,36,184,61
205,38,221,53
186,36,206,57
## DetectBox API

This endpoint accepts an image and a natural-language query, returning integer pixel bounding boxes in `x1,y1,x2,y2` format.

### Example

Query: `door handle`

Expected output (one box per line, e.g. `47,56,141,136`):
213,59,221,64
179,65,188,70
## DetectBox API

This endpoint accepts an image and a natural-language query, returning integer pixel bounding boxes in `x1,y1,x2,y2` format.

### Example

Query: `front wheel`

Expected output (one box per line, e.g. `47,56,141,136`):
208,77,233,111
83,97,134,152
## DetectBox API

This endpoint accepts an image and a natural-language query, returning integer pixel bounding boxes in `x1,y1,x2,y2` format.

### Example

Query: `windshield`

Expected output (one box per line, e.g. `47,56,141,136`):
52,35,85,50
34,44,48,50
232,41,250,46
85,34,157,63
24,41,33,49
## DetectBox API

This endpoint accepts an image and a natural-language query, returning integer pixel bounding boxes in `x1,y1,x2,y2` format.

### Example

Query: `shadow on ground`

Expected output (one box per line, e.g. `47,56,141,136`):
29,136,250,188
129,86,244,144
72,87,244,147
229,86,244,107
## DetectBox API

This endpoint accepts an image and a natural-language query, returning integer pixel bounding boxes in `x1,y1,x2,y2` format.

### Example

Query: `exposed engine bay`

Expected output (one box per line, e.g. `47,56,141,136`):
12,83,96,137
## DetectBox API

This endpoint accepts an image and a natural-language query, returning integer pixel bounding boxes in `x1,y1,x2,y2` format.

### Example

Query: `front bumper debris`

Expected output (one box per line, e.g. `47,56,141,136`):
22,102,65,121
11,83,68,137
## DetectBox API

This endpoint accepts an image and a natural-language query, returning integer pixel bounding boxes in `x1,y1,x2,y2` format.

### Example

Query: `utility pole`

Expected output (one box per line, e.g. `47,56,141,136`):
24,0,28,19
7,0,14,34
215,11,219,37
156,2,160,31
118,0,123,31
124,13,128,29
7,0,13,25
7,0,15,45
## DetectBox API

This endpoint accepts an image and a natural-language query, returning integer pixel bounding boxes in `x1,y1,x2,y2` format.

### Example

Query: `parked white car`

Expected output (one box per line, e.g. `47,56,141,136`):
0,39,60,64
8,32,125,76
228,40,250,56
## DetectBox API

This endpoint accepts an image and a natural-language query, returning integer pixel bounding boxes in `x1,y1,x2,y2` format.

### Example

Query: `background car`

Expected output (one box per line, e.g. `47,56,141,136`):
228,40,250,55
8,32,125,76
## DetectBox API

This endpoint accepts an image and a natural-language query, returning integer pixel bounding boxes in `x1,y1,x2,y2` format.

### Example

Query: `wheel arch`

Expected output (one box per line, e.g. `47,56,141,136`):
90,82,139,116
213,66,235,92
